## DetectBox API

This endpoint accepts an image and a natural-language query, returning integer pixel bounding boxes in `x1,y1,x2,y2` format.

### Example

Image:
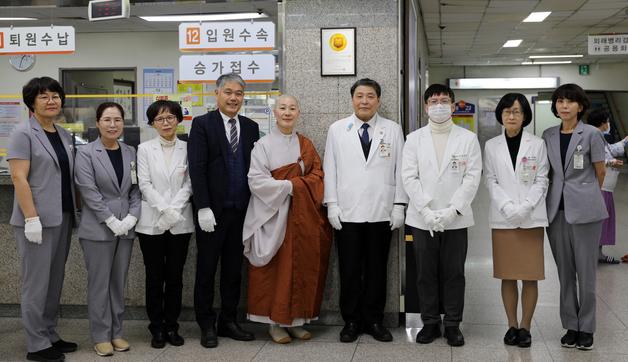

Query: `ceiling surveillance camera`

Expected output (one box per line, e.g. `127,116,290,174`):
257,9,264,15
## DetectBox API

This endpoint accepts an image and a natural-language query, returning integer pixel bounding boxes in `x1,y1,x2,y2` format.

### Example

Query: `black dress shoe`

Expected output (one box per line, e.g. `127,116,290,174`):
517,328,531,348
26,346,64,362
166,330,185,346
503,327,519,346
416,323,441,344
200,327,218,348
151,331,166,349
339,322,361,343
364,323,393,342
560,329,578,348
576,332,594,350
51,339,77,354
217,321,255,341
444,326,465,347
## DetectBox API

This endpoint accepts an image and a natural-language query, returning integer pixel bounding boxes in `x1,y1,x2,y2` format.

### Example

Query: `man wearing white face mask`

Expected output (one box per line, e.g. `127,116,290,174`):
402,84,482,347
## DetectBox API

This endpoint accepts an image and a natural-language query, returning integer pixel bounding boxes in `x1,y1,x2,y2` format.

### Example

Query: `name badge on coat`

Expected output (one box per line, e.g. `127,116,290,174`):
130,161,138,184
450,154,467,174
574,145,584,170
519,156,537,184
379,142,391,158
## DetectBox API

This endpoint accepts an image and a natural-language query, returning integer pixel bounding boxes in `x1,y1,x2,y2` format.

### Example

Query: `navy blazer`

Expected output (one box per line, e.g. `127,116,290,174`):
187,109,259,218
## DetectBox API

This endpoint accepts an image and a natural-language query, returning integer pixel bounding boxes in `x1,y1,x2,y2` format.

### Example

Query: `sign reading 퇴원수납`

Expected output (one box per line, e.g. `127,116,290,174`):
0,26,75,55
179,54,275,83
179,22,275,52
588,34,628,55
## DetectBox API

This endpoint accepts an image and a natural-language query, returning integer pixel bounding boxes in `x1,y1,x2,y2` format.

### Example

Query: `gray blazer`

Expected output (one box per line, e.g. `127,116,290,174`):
7,116,78,227
74,138,141,241
542,121,608,224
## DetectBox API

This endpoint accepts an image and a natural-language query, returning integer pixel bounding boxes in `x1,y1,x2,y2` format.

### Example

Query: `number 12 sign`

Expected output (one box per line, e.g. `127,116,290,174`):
179,22,275,52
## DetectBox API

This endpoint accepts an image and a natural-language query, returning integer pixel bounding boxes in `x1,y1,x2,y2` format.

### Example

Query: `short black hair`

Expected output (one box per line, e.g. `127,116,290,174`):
96,102,125,121
22,76,66,112
586,108,609,128
146,100,183,125
350,78,381,98
423,83,455,104
495,93,533,128
551,83,590,120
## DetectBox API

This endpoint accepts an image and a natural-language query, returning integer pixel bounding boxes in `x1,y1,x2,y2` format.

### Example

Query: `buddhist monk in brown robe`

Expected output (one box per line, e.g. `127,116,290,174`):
243,95,332,343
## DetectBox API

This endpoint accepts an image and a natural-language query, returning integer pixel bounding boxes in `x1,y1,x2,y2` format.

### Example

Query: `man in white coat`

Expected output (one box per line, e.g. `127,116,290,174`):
323,78,407,343
402,84,482,347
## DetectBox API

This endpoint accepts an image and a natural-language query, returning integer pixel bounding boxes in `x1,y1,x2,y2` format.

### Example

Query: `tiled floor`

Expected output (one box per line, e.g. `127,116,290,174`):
3,176,628,361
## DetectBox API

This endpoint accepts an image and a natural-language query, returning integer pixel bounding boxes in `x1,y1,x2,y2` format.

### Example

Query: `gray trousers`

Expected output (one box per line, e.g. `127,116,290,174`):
547,211,602,334
15,213,72,353
80,237,133,343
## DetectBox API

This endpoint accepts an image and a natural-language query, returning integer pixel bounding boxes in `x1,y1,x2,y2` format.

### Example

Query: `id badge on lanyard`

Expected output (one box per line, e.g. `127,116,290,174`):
574,145,584,170
131,161,138,184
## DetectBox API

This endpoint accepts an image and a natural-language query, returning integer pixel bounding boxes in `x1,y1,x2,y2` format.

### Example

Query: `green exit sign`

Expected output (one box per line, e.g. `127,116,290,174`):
579,64,590,76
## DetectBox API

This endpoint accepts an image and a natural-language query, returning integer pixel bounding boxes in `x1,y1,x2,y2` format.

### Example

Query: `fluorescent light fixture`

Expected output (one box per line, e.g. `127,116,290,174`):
522,60,572,65
528,54,583,59
0,17,38,21
523,11,551,22
503,39,522,48
449,77,559,89
140,13,267,22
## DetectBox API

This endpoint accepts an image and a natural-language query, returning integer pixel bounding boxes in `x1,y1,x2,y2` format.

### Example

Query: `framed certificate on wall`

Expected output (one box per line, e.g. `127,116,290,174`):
320,27,356,76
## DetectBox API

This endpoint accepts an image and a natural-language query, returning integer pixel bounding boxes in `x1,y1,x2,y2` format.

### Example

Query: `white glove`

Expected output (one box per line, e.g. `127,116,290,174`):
158,208,185,230
286,180,294,196
501,202,522,225
327,203,343,230
119,214,138,235
105,215,126,237
24,216,43,244
389,205,405,230
515,200,534,221
435,206,458,229
198,207,217,233
420,207,443,236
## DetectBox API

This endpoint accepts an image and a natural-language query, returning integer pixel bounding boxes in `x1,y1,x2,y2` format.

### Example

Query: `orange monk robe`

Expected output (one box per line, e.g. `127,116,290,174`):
246,134,332,326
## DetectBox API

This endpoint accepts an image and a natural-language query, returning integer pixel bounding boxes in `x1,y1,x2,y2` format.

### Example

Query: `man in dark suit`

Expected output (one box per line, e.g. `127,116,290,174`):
188,73,259,348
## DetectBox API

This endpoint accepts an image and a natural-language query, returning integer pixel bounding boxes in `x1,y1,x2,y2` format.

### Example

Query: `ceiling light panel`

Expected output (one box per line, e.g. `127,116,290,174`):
523,11,552,22
503,39,523,47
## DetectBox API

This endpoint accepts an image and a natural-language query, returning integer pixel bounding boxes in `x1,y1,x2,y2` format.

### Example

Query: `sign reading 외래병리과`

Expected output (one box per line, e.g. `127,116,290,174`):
588,34,628,55
179,54,275,83
0,26,75,55
179,22,275,52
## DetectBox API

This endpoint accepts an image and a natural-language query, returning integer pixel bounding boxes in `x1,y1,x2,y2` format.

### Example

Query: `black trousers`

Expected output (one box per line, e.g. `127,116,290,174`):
336,221,391,325
138,231,191,334
194,208,246,330
412,227,468,327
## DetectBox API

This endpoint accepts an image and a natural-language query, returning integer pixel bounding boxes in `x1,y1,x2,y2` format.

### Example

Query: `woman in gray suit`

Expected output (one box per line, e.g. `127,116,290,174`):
75,102,141,357
542,84,607,351
8,77,78,362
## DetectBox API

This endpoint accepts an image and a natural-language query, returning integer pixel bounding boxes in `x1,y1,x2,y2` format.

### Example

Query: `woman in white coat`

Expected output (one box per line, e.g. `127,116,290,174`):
135,100,194,349
484,93,549,348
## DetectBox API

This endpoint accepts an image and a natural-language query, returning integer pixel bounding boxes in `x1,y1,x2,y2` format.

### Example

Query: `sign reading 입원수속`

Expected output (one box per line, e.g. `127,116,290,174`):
179,22,275,52
179,54,275,83
0,26,75,55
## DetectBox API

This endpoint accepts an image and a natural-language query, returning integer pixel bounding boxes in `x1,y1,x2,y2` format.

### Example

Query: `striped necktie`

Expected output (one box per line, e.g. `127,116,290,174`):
229,118,238,154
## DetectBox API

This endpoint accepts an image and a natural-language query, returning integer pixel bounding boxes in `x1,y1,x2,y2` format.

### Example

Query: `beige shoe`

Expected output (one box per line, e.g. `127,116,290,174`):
94,342,114,356
287,326,312,340
111,338,130,352
269,325,291,344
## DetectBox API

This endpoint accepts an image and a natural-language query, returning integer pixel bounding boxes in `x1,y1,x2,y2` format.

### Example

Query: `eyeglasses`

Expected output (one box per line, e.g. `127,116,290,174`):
502,109,523,117
154,115,177,124
36,95,61,103
99,117,124,124
427,99,452,106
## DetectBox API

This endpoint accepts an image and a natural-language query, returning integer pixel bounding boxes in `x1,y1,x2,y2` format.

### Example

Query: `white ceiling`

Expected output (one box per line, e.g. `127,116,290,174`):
0,1,278,33
418,0,628,65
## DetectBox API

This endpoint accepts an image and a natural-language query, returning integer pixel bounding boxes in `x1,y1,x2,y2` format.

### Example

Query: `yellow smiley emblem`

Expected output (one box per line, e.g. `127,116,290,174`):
329,33,347,52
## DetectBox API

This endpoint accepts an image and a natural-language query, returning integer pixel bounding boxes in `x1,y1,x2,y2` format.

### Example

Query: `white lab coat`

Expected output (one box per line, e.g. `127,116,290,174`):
323,113,408,222
402,124,482,230
135,137,195,235
484,131,549,229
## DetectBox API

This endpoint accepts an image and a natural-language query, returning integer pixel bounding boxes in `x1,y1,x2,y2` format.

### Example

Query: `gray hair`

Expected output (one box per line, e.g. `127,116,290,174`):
274,94,300,109
216,73,246,90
